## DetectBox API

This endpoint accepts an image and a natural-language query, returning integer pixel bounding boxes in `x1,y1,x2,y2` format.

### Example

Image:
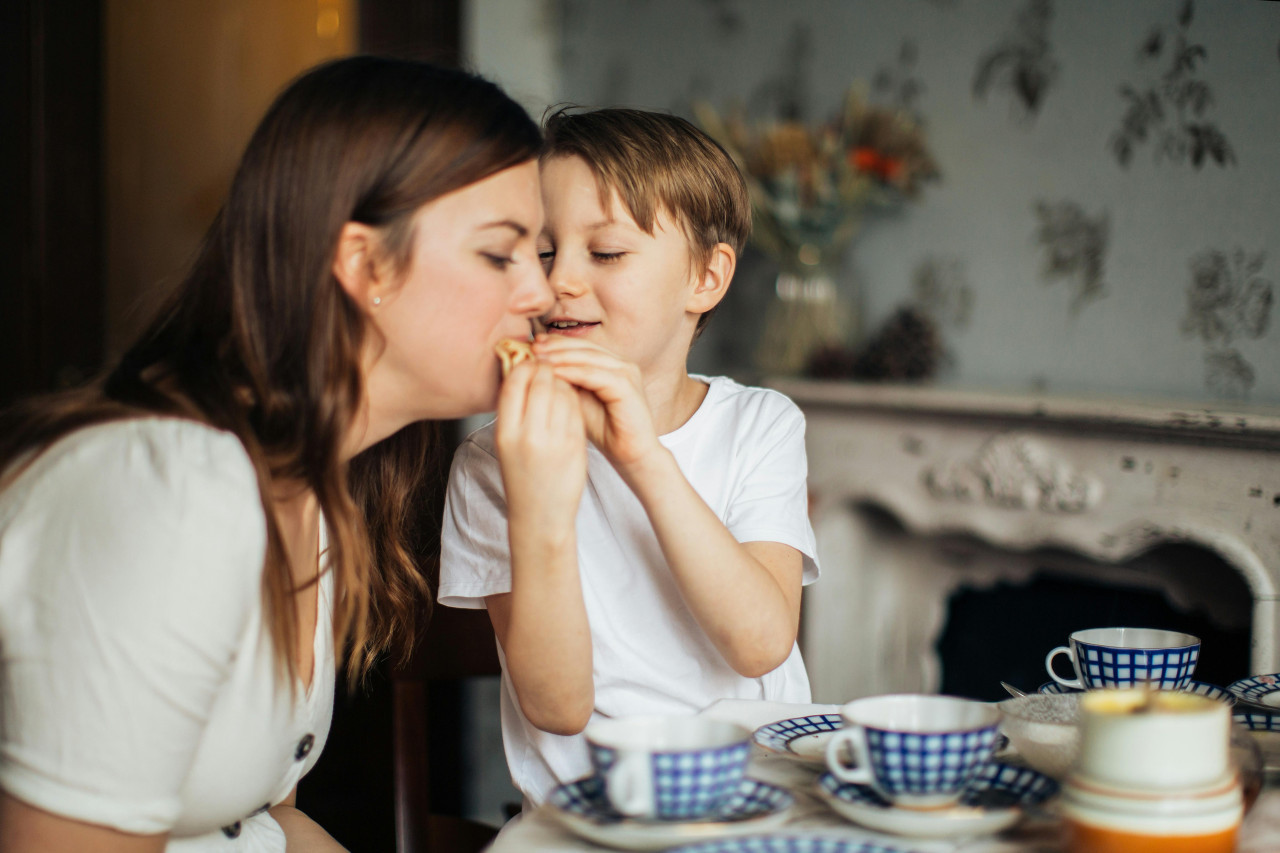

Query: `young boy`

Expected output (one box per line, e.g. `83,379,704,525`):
438,107,820,809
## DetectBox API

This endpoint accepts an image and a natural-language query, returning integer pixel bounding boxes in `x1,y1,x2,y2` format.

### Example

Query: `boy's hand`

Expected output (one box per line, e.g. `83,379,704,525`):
494,357,587,531
531,335,664,474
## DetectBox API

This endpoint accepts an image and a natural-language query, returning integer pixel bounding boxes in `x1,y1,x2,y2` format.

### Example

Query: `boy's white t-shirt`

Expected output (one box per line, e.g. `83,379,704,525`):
438,375,821,806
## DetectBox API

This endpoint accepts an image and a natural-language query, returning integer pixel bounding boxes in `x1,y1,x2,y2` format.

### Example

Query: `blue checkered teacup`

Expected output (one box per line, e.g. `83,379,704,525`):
1045,627,1200,691
823,694,1001,810
584,716,752,820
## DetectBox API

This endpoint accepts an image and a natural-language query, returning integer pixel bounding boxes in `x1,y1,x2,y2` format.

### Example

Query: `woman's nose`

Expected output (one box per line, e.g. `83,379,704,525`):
512,260,555,319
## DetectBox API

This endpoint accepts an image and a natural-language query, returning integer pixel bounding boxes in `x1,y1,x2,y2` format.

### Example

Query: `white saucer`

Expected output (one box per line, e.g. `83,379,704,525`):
1038,680,1236,705
815,762,1058,839
546,775,793,851
752,713,844,765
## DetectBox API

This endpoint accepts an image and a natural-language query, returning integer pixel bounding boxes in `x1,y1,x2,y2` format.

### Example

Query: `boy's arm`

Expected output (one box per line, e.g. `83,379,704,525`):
536,338,803,678
623,449,804,678
488,358,595,735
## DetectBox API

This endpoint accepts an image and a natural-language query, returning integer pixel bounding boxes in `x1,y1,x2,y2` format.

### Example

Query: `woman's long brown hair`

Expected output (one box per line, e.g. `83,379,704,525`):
0,57,541,685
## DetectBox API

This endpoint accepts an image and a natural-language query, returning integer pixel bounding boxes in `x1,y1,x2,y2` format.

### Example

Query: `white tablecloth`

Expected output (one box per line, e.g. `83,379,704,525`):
487,700,1280,852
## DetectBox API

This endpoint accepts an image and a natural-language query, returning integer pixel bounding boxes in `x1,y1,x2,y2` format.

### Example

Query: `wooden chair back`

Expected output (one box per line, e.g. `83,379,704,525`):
392,603,502,853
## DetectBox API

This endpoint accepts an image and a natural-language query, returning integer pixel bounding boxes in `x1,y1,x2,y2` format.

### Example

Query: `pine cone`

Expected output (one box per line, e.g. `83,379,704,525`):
851,306,942,381
806,344,860,379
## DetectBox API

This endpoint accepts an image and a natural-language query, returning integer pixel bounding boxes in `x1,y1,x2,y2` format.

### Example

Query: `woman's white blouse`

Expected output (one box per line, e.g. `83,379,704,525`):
0,419,335,850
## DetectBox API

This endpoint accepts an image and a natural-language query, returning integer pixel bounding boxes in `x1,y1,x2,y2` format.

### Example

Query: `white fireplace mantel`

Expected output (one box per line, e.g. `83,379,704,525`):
770,379,1280,703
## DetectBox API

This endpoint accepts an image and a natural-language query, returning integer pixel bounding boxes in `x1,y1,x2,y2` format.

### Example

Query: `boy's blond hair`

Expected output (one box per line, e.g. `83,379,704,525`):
541,107,752,336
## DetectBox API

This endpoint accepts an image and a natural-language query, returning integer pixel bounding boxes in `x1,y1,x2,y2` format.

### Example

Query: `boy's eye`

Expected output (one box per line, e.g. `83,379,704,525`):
592,251,624,263
537,249,555,269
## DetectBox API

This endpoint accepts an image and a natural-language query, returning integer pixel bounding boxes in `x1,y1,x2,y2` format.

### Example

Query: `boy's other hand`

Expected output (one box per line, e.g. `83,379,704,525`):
494,358,587,533
531,335,663,474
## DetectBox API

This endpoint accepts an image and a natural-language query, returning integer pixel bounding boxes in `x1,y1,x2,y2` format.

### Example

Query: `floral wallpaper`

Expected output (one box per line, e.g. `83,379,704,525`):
1181,248,1273,399
973,0,1059,122
556,0,1280,404
1110,0,1234,169
1033,200,1110,315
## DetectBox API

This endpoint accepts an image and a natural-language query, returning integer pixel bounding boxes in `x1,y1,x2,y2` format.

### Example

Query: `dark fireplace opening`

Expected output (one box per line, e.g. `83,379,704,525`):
935,543,1253,703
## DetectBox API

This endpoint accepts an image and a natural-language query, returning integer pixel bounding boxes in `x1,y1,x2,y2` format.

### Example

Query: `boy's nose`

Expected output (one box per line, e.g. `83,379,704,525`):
548,263,588,300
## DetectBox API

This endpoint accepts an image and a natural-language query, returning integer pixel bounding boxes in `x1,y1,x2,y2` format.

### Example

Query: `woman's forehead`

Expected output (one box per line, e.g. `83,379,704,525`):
417,160,543,234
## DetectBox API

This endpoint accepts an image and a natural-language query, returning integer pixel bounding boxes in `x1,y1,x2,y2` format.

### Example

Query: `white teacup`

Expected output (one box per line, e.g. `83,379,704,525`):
584,716,751,820
824,694,1001,810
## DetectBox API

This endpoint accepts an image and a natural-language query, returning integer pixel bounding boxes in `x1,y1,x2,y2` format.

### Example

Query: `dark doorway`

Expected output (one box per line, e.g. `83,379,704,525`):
938,544,1253,703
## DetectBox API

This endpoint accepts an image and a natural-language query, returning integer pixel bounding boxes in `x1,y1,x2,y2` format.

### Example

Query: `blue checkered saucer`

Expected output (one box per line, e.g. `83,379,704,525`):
661,836,921,853
1230,707,1280,791
1231,689,1280,736
547,775,793,851
1235,709,1280,731
1227,673,1280,711
1038,680,1236,705
815,762,1058,839
752,714,845,765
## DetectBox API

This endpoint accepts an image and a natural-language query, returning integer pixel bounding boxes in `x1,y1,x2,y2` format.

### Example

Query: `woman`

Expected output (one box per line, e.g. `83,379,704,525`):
0,56,561,851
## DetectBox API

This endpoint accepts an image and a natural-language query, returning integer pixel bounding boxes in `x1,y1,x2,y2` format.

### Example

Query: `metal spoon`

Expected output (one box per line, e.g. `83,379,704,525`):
1233,695,1280,715
1000,681,1030,699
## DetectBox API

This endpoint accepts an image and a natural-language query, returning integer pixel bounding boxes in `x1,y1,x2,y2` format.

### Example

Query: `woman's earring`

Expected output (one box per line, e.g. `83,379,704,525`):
372,296,382,306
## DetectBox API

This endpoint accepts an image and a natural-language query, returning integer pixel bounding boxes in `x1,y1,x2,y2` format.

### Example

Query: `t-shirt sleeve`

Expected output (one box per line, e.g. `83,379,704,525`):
438,434,513,609
723,396,821,585
0,420,266,834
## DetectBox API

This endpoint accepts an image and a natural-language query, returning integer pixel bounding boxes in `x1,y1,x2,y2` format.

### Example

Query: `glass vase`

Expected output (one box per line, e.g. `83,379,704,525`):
754,255,859,377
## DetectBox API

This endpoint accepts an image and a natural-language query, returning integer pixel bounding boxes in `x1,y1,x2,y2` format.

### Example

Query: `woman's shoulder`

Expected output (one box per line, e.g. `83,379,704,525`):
0,418,269,643
5,418,264,544
32,417,256,490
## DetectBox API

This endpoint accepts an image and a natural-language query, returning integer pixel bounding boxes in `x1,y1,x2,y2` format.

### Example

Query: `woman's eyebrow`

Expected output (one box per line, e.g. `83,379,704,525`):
477,220,529,237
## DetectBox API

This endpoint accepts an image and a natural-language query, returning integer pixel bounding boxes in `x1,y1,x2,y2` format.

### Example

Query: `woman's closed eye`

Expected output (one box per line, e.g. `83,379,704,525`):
482,252,516,270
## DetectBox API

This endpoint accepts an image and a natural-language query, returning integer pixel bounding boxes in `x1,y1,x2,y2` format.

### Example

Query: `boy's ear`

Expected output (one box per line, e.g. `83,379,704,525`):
332,222,392,309
687,242,736,315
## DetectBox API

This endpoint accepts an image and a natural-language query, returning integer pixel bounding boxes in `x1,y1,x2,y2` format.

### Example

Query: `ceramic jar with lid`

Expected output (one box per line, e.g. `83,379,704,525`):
1061,688,1241,853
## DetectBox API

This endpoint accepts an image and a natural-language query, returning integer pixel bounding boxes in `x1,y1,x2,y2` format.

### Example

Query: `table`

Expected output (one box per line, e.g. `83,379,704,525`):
487,700,1280,853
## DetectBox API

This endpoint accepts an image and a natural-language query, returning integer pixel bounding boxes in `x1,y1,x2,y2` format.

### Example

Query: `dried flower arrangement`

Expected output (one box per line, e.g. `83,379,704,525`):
695,88,939,275
694,87,940,377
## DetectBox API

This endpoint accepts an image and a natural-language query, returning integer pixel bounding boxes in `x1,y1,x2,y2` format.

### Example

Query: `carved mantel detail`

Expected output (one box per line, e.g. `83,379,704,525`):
768,378,1280,701
922,433,1101,513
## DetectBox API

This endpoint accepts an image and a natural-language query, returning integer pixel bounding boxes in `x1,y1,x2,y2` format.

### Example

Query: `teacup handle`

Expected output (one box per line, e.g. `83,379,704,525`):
825,727,874,786
1046,645,1084,689
602,750,654,818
